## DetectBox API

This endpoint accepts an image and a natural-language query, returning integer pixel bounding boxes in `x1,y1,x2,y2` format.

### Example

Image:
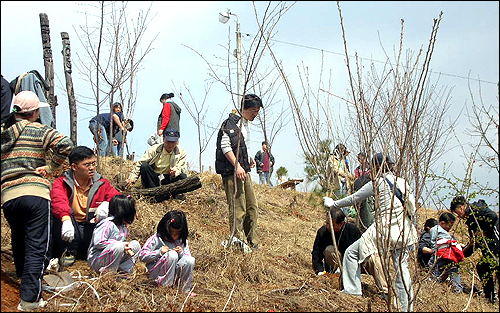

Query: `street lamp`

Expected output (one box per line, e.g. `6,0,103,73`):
219,8,243,108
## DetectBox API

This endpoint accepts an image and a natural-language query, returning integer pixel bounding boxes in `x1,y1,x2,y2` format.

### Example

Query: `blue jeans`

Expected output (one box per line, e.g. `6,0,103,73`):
343,241,414,312
89,120,110,156
258,171,273,186
432,257,463,292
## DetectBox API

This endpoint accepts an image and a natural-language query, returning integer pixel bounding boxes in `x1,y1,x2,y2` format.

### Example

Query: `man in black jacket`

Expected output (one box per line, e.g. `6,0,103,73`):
215,94,263,251
450,196,499,304
254,141,275,186
311,208,388,293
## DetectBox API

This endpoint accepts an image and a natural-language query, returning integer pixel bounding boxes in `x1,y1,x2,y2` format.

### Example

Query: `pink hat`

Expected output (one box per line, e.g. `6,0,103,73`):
13,91,50,113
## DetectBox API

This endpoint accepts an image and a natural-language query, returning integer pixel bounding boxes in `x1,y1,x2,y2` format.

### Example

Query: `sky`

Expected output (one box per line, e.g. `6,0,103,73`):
1,1,498,210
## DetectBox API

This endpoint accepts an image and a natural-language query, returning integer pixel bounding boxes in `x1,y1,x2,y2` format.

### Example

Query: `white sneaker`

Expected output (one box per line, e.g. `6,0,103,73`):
17,298,47,311
221,236,252,253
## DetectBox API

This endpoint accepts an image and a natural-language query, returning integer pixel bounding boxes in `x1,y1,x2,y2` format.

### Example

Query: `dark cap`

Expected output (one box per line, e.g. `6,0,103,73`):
372,152,395,166
163,127,180,142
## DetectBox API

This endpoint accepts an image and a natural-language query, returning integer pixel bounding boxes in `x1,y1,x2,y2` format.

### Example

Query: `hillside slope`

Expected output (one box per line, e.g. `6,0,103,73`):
1,157,498,312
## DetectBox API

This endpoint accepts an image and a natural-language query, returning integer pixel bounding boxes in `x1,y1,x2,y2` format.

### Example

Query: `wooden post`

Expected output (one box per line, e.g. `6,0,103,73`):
39,13,57,127
61,32,77,144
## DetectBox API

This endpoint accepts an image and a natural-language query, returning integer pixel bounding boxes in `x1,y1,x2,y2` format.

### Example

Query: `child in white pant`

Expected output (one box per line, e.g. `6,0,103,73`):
87,195,141,273
139,210,196,295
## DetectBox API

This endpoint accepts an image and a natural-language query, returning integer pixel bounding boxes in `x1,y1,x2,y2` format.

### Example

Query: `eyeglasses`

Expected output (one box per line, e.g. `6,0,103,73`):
82,161,97,168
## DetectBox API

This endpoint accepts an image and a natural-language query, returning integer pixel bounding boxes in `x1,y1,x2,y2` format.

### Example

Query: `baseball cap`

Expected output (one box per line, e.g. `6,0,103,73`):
163,127,180,142
13,91,49,113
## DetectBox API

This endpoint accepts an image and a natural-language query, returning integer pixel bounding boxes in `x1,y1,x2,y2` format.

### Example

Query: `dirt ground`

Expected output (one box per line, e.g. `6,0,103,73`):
1,251,20,312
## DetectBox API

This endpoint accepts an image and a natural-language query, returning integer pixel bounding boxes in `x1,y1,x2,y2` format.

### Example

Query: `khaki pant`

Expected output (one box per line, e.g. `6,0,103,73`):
222,173,259,246
324,245,388,293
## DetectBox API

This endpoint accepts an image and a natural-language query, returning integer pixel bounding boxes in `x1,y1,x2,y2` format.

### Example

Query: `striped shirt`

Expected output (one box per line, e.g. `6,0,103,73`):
1,119,73,205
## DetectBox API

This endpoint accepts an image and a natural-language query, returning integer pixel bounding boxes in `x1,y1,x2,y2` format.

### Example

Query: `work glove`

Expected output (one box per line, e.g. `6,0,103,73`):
61,220,75,242
348,207,357,219
323,196,335,208
95,201,109,223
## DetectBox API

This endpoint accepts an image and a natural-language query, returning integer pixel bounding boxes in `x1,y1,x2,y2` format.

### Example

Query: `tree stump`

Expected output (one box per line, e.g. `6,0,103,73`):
115,175,202,202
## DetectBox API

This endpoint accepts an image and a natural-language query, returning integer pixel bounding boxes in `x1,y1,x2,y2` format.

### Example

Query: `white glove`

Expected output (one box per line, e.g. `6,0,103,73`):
323,196,335,208
61,220,75,242
317,271,325,276
95,201,109,223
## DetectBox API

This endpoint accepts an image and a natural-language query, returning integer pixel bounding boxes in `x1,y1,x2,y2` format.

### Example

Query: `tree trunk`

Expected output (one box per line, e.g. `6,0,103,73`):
39,13,57,127
61,32,77,144
115,175,202,202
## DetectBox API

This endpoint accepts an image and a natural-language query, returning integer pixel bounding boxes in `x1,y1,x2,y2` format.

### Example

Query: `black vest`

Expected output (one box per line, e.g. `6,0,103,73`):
215,113,251,176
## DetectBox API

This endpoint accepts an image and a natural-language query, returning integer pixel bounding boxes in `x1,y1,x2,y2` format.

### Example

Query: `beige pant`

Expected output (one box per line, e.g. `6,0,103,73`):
223,173,259,246
324,245,388,293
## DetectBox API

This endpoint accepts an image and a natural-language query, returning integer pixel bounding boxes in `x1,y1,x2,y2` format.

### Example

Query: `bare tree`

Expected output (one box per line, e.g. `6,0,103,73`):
266,2,454,310
250,70,291,153
173,81,225,172
74,1,158,163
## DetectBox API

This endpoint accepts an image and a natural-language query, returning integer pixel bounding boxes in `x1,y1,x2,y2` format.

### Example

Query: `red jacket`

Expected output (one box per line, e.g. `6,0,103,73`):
51,170,121,222
160,102,172,131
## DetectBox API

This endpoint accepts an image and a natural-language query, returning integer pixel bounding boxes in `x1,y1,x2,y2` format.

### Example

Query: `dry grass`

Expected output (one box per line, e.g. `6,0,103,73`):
1,156,498,311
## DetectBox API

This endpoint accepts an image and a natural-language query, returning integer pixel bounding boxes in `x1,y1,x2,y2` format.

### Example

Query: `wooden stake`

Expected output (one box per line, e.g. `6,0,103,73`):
39,13,57,127
61,31,77,144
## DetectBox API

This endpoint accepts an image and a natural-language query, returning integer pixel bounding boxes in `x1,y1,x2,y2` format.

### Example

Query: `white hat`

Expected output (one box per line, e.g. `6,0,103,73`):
13,91,49,113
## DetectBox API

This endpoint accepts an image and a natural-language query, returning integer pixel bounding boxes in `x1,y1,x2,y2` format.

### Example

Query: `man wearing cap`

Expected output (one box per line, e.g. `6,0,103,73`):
254,141,275,186
323,152,418,312
126,127,187,197
1,90,74,311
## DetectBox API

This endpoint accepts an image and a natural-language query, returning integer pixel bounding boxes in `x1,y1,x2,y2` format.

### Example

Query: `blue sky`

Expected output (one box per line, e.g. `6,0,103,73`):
2,1,498,209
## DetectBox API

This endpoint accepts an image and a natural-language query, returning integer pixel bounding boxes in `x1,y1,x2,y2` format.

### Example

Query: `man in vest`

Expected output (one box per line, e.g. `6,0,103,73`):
215,94,263,251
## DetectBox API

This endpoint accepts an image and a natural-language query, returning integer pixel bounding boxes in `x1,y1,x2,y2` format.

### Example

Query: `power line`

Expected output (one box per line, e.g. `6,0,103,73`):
264,37,498,85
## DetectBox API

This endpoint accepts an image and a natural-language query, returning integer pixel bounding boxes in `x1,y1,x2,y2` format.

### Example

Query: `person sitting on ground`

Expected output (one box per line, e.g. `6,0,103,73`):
51,146,121,266
450,196,499,304
139,210,196,296
87,195,141,274
312,208,388,294
417,218,438,268
428,212,466,293
126,127,187,199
